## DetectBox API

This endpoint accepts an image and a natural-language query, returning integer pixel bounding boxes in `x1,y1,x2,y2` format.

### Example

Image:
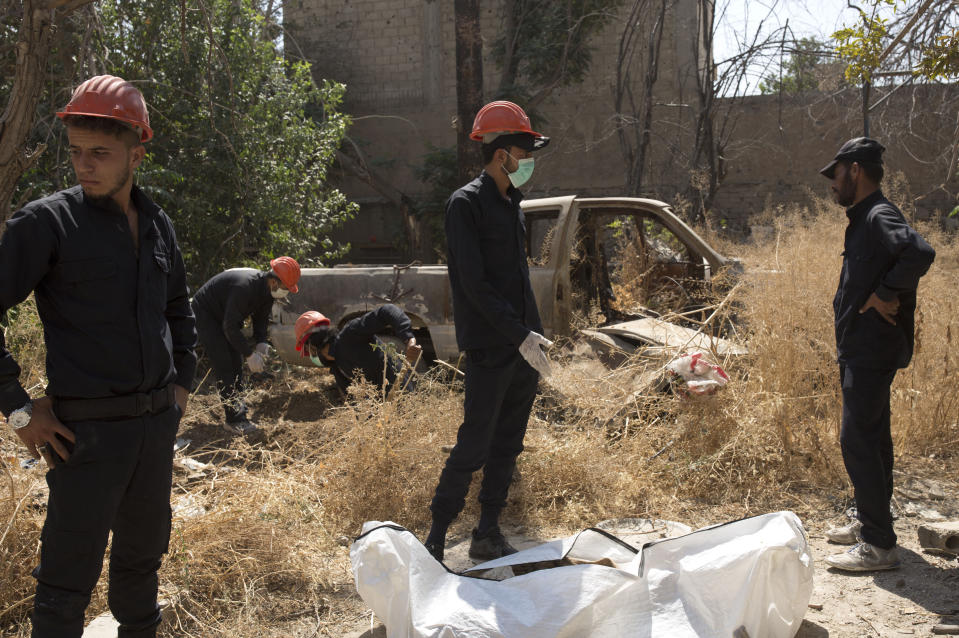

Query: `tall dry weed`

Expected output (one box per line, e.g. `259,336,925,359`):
0,193,955,635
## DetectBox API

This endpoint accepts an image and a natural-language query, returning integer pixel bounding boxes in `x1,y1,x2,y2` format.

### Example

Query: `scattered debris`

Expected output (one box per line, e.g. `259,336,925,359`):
178,457,212,473
19,457,38,469
172,494,207,520
174,437,192,452
918,521,959,555
666,352,730,397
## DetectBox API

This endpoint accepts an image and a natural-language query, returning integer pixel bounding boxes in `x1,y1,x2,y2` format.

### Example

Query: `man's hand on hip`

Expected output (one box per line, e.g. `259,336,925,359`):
860,292,899,325
14,396,75,467
519,331,554,378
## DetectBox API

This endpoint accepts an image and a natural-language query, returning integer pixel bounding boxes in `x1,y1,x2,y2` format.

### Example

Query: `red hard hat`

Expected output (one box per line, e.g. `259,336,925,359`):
56,75,153,142
295,311,331,354
470,100,545,143
270,256,300,293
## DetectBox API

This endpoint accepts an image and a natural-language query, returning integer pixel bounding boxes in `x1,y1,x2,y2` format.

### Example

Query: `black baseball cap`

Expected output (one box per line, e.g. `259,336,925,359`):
483,132,550,152
820,137,885,178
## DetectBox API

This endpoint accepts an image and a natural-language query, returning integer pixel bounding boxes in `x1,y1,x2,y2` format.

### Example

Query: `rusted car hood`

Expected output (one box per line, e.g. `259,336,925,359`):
585,317,746,356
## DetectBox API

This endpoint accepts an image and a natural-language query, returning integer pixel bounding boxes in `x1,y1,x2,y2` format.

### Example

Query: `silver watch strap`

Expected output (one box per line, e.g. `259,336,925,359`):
9,400,33,429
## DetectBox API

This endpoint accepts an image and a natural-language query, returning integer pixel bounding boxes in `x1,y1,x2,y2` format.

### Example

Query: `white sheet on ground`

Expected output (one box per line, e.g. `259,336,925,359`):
351,511,814,638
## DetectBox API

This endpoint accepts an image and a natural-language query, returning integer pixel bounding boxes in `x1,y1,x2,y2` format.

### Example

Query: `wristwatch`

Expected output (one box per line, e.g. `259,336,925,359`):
8,400,33,430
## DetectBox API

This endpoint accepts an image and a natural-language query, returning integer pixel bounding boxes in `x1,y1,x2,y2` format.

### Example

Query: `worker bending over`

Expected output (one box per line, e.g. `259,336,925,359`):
295,304,421,395
192,257,300,433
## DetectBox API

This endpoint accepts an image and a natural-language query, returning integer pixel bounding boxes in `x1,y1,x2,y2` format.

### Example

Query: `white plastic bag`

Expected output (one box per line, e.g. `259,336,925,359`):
667,352,730,397
351,511,813,638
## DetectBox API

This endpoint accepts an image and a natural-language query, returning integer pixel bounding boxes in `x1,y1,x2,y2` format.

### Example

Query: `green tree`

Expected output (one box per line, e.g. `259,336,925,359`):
832,0,897,86
831,0,957,135
916,28,959,79
759,37,829,95
0,1,97,221
492,0,622,109
834,0,958,83
412,145,458,261
8,0,355,285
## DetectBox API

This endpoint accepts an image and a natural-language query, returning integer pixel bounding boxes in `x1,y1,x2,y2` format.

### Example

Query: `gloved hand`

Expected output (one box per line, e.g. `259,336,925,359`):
246,351,266,373
519,331,553,378
405,337,422,365
254,342,271,357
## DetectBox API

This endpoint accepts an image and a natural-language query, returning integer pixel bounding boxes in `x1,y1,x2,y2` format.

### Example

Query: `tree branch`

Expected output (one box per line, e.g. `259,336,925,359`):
878,0,937,64
43,0,95,12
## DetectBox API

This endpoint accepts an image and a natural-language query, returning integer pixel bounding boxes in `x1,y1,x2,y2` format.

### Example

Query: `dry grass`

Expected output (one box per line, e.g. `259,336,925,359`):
1,195,957,635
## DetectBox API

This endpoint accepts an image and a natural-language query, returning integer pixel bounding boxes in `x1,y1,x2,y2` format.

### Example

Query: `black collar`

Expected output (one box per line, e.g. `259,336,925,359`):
846,189,883,221
478,170,524,208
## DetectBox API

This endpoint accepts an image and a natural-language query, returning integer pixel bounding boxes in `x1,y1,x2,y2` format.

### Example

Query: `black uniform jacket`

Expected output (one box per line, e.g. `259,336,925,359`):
192,268,272,358
328,304,415,393
0,185,197,416
833,190,935,369
445,171,543,351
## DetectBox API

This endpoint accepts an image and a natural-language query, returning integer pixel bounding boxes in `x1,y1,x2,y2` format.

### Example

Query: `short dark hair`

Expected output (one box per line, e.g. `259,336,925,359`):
307,326,337,351
63,114,141,148
837,159,884,185
481,143,505,165
858,161,884,184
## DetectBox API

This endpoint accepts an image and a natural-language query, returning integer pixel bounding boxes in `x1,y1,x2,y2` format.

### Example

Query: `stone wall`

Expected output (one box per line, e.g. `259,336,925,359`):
710,85,959,228
283,1,958,261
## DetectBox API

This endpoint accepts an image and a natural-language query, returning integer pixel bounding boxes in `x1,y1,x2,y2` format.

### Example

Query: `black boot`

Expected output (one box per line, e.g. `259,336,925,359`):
468,526,517,560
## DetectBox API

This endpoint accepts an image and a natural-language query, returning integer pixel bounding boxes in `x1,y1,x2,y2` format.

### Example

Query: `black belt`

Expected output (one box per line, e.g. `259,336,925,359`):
53,385,176,422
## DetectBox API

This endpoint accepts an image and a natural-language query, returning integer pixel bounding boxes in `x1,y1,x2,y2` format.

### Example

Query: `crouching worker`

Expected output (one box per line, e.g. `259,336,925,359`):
294,305,422,395
192,257,300,434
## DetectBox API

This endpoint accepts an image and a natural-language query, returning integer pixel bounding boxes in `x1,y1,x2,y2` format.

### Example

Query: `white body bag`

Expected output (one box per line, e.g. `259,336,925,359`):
351,511,814,638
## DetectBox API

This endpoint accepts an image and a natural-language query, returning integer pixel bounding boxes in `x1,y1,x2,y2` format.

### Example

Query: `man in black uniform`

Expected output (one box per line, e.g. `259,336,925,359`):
191,256,300,434
424,101,553,562
819,138,935,572
0,75,196,637
294,305,422,395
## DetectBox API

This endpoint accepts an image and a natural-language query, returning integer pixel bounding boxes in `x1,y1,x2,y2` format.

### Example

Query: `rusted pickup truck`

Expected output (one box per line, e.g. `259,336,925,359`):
270,196,739,364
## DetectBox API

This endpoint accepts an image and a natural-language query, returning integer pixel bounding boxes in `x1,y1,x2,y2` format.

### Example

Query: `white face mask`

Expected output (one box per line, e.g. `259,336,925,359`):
271,287,290,299
503,152,534,188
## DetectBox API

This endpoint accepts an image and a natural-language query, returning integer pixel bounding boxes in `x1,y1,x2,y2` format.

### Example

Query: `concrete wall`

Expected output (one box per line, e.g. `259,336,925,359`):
710,85,959,227
284,1,958,260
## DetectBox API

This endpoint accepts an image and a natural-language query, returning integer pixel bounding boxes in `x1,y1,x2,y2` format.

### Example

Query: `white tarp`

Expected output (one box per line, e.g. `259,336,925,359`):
351,511,813,638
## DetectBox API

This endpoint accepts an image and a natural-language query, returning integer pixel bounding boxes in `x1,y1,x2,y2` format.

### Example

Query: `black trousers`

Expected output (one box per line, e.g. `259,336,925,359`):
839,364,898,549
193,305,247,422
430,344,539,523
31,404,180,638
